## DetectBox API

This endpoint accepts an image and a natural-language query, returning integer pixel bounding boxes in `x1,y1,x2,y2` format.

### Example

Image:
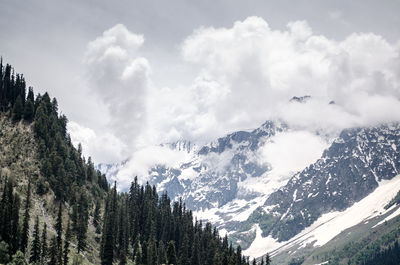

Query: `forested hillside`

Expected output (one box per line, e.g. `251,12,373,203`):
0,59,252,265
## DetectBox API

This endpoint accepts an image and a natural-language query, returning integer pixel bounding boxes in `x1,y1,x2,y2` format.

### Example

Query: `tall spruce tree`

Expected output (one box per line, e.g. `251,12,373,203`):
101,184,117,265
76,192,89,253
55,202,63,264
236,245,242,265
20,181,31,253
133,240,142,265
167,241,177,265
26,87,34,102
23,98,34,121
30,216,41,264
40,223,48,265
191,234,200,265
10,193,21,254
12,95,23,121
93,199,101,232
49,236,58,265
146,236,157,265
63,221,71,265
157,240,167,265
265,253,271,265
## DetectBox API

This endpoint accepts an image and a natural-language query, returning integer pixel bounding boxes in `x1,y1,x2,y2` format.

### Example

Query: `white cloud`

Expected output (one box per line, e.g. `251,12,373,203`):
179,16,400,137
69,17,400,175
258,131,329,177
113,145,194,188
83,24,151,147
67,121,126,163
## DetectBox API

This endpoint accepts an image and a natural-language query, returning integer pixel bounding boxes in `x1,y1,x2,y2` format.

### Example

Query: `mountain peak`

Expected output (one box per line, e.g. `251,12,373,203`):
289,95,311,103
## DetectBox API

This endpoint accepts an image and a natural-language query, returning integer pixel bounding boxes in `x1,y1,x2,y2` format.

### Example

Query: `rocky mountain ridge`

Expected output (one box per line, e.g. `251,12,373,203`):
99,121,400,259
240,123,400,244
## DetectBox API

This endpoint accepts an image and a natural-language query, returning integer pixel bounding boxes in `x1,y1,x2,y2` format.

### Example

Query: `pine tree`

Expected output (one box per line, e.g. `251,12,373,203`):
118,251,127,265
10,193,21,254
179,232,189,265
101,188,116,265
30,216,41,264
191,234,200,265
27,87,34,102
146,236,157,265
167,241,177,265
63,221,71,265
93,200,101,231
76,192,89,253
40,223,48,265
23,98,34,121
20,181,31,253
55,202,63,264
265,253,271,265
12,95,23,121
157,240,167,265
236,245,242,265
49,236,58,265
252,258,256,265
0,179,13,248
133,240,143,265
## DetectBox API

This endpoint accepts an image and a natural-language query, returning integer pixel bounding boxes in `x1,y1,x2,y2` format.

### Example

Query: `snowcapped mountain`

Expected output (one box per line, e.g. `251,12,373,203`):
261,124,400,240
238,123,400,255
99,121,400,260
100,120,291,207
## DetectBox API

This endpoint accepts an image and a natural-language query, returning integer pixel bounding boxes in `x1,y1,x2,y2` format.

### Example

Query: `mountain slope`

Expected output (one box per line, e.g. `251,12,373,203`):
0,113,104,264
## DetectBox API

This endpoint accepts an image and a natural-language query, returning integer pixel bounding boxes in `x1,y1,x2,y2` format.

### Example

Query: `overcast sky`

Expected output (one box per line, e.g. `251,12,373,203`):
1,0,399,163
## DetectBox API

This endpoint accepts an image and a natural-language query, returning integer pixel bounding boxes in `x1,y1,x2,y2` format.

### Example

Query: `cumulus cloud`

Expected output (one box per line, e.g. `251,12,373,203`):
83,24,151,147
179,16,400,136
68,18,400,186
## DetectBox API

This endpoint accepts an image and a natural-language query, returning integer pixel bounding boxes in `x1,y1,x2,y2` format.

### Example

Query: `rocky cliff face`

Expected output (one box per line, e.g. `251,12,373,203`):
147,121,288,210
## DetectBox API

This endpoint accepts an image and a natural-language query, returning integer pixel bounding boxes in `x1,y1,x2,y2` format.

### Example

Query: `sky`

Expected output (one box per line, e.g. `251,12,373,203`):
1,0,400,164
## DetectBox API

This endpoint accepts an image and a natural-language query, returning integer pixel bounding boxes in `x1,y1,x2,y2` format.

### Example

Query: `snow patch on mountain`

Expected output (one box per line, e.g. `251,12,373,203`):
373,206,400,228
243,225,283,259
243,174,400,258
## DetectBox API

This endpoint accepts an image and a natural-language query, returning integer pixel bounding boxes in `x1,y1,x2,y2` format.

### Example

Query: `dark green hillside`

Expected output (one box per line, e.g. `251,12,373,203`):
0,59,251,265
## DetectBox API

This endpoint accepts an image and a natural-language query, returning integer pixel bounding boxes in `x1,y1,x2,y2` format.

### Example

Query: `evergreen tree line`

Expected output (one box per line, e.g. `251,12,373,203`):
0,175,73,265
29,204,72,265
251,254,271,265
0,177,23,263
100,178,254,265
354,241,400,265
0,58,109,202
0,59,28,119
